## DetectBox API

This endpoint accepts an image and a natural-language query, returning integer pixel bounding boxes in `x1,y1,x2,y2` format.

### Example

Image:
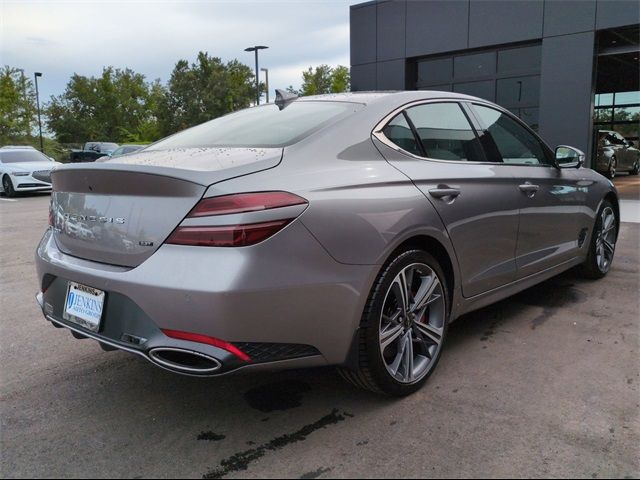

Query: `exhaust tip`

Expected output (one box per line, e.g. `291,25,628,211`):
148,347,222,374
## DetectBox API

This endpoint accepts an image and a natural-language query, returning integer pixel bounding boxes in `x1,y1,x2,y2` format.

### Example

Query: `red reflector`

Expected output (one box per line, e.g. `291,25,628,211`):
166,220,290,247
188,191,307,217
161,329,251,362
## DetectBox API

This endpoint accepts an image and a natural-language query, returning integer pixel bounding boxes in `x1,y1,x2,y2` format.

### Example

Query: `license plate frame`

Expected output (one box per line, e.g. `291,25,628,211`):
63,281,105,332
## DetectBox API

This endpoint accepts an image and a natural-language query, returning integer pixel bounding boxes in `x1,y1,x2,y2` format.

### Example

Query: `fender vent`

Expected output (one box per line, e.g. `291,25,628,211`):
232,342,320,364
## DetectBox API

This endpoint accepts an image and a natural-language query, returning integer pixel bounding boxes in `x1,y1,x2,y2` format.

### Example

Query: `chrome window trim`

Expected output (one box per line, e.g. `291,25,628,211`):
372,97,556,169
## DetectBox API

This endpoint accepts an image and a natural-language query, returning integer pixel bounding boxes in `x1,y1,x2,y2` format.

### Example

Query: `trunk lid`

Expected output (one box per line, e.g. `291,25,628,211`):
50,147,282,267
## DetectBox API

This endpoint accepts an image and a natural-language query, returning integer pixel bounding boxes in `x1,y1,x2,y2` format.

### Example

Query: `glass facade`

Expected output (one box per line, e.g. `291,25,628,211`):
594,91,640,142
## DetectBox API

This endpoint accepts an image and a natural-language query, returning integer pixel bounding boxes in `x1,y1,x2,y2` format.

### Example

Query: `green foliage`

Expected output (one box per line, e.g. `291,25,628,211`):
0,66,38,143
46,67,159,144
159,52,257,136
299,64,350,96
330,65,350,93
2,56,349,148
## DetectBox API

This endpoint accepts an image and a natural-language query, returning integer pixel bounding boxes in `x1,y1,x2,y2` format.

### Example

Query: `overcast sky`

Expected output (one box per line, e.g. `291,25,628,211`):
1,0,354,103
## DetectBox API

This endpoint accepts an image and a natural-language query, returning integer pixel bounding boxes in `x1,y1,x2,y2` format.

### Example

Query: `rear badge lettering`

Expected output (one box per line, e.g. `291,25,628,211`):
63,213,125,224
139,241,154,247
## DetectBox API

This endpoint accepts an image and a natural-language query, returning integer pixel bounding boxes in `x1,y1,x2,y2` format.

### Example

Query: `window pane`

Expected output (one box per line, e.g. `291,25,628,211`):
595,93,614,107
474,105,548,165
594,108,613,123
454,52,496,79
453,80,495,101
519,107,540,131
383,113,421,156
613,105,640,122
614,91,640,106
405,103,483,161
497,45,541,74
417,57,453,86
496,75,540,107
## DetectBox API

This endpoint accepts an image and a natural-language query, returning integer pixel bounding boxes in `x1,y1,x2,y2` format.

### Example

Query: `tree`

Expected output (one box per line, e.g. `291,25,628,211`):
0,66,38,143
330,65,350,93
160,52,257,135
298,64,351,96
46,67,163,144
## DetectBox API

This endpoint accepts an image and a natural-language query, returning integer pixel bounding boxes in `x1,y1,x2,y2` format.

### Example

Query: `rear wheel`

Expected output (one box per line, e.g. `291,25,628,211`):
580,200,617,279
339,250,449,396
2,175,15,198
630,159,639,176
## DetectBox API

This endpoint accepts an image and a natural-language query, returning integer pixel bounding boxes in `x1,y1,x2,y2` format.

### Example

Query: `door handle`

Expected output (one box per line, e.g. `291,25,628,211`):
519,182,539,196
428,187,461,199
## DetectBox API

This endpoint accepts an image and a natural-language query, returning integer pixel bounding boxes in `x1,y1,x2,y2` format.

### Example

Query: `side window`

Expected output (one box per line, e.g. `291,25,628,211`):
405,103,484,161
473,104,549,165
382,113,422,156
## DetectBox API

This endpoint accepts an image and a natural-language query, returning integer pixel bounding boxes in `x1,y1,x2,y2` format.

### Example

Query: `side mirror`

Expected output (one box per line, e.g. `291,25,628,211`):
555,145,585,169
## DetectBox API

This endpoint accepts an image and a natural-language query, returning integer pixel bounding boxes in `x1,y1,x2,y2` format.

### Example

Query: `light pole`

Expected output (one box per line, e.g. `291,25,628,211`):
34,72,44,152
260,68,269,103
244,45,268,105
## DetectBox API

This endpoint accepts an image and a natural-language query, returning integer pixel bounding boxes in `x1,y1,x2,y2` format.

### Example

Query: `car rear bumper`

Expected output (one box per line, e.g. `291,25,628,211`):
35,223,377,375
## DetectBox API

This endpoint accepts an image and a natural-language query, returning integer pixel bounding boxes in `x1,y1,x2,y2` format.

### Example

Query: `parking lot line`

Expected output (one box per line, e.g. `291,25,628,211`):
0,197,17,202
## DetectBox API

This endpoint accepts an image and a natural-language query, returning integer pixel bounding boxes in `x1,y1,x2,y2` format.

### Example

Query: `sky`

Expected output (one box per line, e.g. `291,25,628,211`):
1,0,355,104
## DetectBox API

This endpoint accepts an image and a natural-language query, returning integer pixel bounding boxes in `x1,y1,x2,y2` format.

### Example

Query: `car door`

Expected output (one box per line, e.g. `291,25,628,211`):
374,100,521,298
470,103,591,278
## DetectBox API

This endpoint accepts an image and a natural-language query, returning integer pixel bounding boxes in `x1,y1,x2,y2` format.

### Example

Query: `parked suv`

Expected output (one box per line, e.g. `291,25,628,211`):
595,130,640,178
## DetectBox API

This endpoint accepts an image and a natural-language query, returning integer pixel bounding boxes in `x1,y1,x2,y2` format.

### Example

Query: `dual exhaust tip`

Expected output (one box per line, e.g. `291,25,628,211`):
148,347,222,374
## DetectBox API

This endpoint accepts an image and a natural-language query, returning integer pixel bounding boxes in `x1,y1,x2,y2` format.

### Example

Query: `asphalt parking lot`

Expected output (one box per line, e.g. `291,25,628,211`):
1,193,638,479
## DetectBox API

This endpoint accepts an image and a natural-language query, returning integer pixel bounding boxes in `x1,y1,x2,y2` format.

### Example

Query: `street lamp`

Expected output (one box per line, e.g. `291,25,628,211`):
244,45,268,105
260,68,269,103
34,72,44,152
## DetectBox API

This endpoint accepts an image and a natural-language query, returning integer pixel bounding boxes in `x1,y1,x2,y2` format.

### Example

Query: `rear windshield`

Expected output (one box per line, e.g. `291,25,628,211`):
147,101,361,150
0,150,52,163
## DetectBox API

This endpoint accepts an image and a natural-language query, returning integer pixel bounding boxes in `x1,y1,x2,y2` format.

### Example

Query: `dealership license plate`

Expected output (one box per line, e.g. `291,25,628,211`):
63,282,105,332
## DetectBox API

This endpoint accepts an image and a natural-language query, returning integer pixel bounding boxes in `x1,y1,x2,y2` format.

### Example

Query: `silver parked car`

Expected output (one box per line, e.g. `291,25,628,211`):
36,91,619,396
594,130,640,178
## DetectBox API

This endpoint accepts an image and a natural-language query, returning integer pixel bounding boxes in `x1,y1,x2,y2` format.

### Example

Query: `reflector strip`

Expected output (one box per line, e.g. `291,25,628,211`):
161,329,251,362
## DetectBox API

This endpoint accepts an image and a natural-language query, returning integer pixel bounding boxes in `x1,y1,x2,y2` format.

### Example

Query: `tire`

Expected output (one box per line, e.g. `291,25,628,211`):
2,175,16,198
580,199,617,279
630,159,639,176
605,157,616,179
339,249,450,396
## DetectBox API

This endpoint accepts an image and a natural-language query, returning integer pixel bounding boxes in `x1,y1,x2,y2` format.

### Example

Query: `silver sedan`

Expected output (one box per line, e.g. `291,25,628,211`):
35,91,618,396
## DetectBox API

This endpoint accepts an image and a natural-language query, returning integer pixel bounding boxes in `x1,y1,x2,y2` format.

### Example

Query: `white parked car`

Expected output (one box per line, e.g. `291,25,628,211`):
0,147,60,197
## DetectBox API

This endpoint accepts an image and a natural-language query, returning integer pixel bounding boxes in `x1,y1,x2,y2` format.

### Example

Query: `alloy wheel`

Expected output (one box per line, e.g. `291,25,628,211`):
379,263,445,384
595,206,616,273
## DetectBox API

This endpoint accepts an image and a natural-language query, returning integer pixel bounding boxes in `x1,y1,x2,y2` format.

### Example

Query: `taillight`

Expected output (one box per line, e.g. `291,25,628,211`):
187,191,307,217
161,329,251,362
166,220,291,247
166,191,307,247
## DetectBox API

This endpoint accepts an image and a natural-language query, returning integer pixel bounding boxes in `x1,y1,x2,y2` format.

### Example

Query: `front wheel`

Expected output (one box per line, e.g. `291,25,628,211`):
339,250,449,396
2,175,16,198
580,200,617,279
630,159,639,176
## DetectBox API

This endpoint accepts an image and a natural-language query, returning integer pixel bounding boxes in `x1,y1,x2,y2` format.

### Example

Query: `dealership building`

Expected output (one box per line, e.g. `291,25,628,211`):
350,0,640,165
